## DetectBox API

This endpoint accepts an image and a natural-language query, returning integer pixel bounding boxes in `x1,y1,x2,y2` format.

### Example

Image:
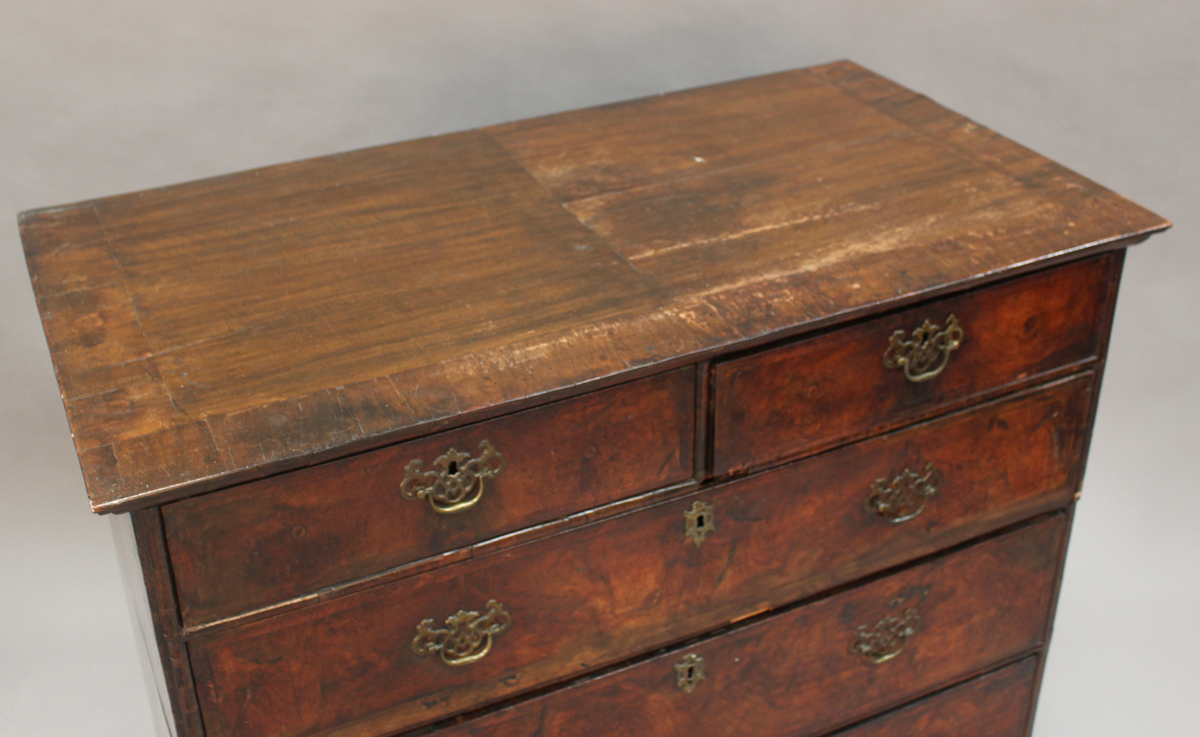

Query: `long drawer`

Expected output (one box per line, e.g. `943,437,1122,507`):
164,368,695,626
711,253,1116,475
432,516,1065,737
830,657,1039,737
187,378,1087,737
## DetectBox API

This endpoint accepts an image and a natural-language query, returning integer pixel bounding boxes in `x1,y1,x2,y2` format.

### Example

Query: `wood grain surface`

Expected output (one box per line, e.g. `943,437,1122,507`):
129,509,206,737
829,657,1039,737
428,515,1065,737
19,60,1169,512
712,253,1116,475
164,368,694,627
186,376,1084,737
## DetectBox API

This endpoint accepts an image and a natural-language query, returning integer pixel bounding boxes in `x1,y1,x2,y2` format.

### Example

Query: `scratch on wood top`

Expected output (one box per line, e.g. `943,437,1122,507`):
18,60,1170,513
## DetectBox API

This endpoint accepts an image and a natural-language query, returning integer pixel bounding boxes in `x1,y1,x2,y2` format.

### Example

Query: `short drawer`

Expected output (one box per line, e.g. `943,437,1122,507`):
187,378,1086,737
711,253,1117,475
831,657,1039,737
165,368,695,626
434,516,1065,737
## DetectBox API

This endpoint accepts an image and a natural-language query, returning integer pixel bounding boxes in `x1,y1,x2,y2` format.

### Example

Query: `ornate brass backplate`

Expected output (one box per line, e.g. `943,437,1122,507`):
674,653,706,693
683,500,716,547
864,462,939,523
883,314,964,382
849,607,920,664
400,439,505,514
412,599,512,667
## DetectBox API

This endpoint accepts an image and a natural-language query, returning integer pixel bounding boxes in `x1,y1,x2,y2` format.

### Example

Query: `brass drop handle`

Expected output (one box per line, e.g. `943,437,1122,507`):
883,314,964,382
864,462,939,523
850,606,920,664
400,439,505,514
412,599,511,667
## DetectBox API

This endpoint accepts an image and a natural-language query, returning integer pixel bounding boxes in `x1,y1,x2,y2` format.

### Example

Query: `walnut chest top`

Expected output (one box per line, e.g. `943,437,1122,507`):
19,60,1167,514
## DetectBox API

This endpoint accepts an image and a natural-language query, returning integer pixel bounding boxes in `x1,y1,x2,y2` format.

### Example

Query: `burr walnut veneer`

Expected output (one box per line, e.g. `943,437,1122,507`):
20,61,1168,737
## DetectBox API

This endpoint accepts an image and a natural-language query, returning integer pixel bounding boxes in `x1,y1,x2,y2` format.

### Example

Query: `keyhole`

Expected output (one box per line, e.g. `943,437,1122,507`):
686,666,695,679
684,501,714,547
448,461,459,475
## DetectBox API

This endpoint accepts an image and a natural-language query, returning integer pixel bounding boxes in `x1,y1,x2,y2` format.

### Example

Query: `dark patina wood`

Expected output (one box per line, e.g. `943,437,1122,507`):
164,368,694,627
19,62,1166,514
829,658,1039,737
428,516,1065,737
128,508,206,737
18,60,1170,737
187,373,1085,737
712,253,1116,476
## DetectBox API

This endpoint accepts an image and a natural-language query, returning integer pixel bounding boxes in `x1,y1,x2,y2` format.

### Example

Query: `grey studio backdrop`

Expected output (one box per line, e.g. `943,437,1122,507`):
1,2,1196,736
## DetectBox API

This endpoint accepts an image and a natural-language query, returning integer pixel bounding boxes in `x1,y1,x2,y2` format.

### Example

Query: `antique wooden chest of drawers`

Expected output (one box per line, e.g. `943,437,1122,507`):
20,61,1168,737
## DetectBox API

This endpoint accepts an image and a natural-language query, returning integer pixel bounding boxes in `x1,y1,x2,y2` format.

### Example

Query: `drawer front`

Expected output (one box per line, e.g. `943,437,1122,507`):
711,253,1116,475
187,379,1086,737
435,516,1065,737
165,368,695,626
832,657,1038,737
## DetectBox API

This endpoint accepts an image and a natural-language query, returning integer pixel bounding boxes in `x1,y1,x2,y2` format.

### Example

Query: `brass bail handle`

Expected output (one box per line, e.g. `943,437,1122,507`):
400,439,505,514
850,606,920,664
413,599,512,667
864,462,939,523
883,314,964,383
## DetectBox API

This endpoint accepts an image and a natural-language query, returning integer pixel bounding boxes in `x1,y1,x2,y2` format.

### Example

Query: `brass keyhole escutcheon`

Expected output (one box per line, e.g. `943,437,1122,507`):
864,462,939,523
674,653,706,693
883,314,964,383
400,439,505,514
684,500,715,547
412,599,512,667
